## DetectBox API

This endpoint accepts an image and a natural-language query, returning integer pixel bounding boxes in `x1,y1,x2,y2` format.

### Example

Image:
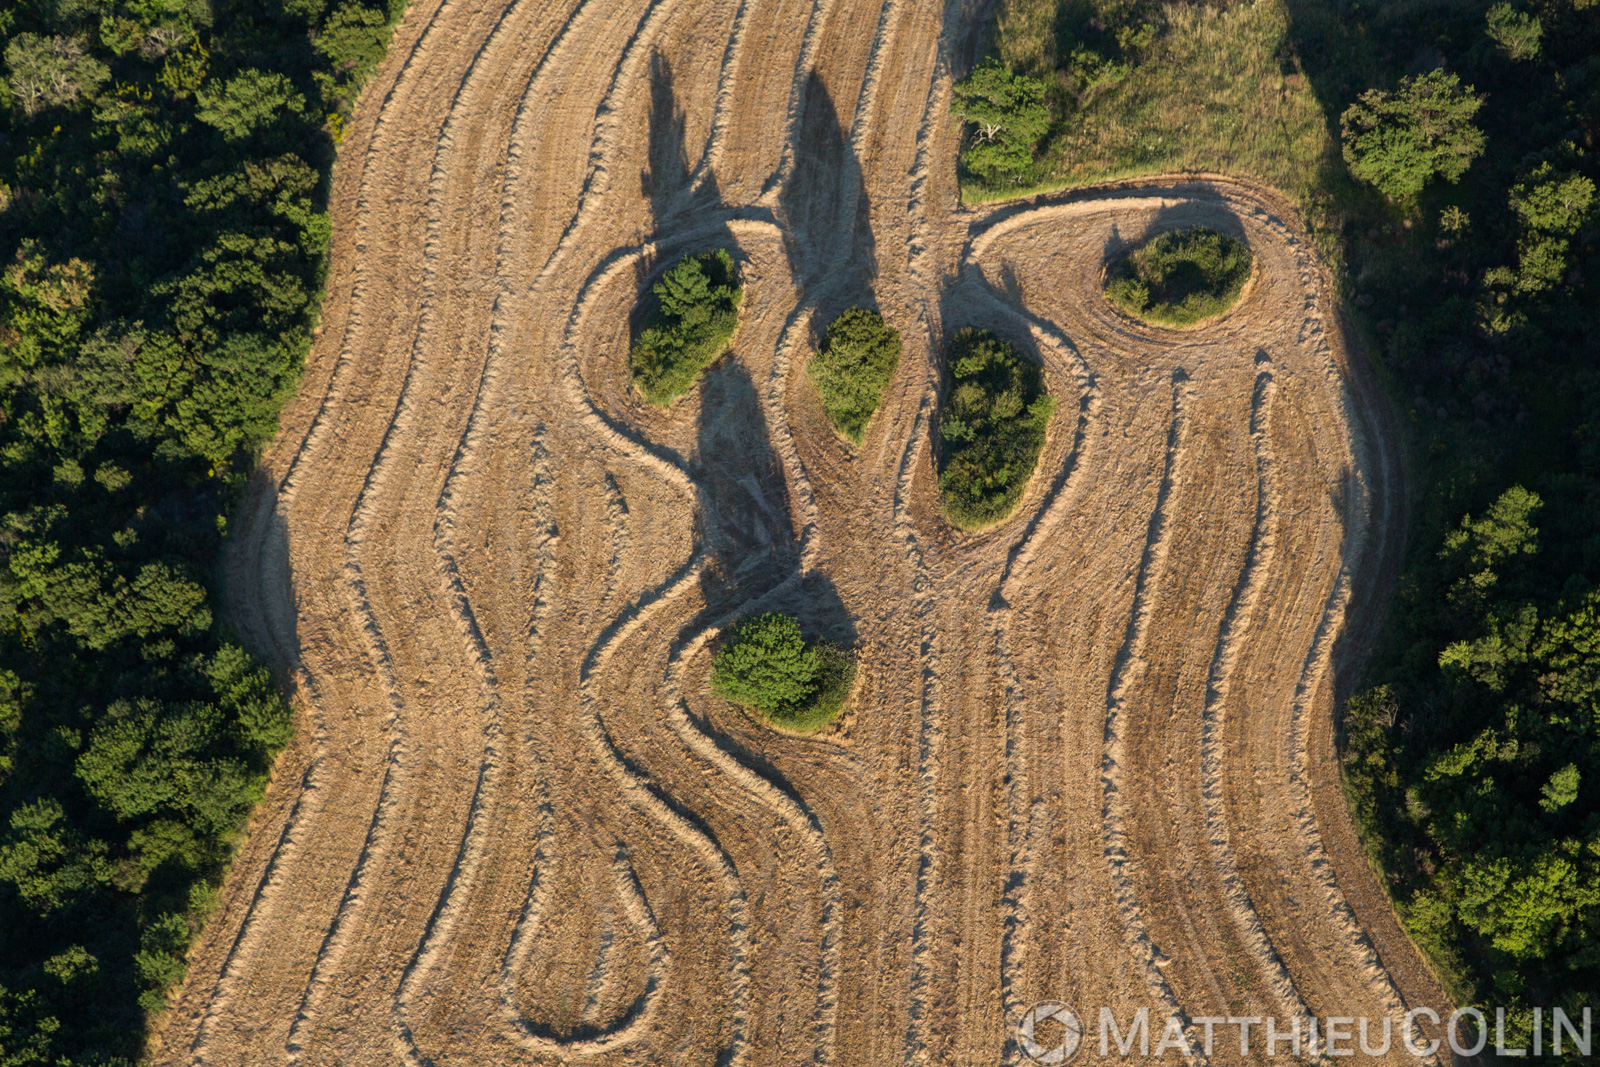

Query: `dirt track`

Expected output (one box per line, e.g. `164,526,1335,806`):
152,0,1456,1061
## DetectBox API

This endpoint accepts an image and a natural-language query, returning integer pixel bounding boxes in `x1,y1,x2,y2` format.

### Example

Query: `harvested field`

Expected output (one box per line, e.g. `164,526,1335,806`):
152,0,1454,1062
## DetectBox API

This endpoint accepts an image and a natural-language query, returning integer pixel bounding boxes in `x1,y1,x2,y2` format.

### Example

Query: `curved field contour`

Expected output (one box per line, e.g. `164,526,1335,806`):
154,0,1452,1063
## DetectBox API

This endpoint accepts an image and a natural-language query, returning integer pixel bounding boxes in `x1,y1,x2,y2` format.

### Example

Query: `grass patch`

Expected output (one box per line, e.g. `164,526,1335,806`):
1104,226,1253,326
711,613,855,734
629,249,742,406
968,0,1332,205
807,307,903,443
938,329,1054,528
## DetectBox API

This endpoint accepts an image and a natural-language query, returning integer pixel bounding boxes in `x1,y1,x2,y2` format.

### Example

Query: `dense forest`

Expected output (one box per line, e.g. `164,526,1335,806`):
0,0,397,1056
961,0,1600,1041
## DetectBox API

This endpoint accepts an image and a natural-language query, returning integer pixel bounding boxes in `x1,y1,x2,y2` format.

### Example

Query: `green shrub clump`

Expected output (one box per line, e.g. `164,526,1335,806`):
937,329,1054,528
710,613,854,733
807,307,903,443
630,249,742,405
1104,226,1254,327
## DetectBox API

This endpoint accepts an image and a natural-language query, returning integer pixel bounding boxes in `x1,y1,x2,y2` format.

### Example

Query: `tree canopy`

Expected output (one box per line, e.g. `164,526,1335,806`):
710,613,853,733
950,59,1051,186
1347,487,1600,1007
1103,226,1253,327
807,307,901,443
629,249,742,405
937,329,1053,528
1485,3,1542,62
0,0,399,1057
1340,69,1485,199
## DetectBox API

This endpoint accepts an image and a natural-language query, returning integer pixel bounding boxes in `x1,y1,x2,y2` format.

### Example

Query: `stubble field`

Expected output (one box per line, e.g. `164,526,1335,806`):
150,0,1453,1062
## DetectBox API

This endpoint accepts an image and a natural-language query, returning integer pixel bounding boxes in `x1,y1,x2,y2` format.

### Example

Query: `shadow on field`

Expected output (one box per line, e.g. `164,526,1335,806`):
631,50,737,346
691,360,854,648
641,49,722,228
779,70,876,290
223,469,303,699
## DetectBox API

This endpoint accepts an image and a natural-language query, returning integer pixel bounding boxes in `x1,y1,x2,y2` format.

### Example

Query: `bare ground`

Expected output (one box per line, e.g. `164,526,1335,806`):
150,0,1455,1062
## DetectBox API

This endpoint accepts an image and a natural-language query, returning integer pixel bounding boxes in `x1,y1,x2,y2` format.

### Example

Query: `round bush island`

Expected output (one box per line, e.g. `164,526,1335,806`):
710,612,855,733
1103,226,1253,327
937,328,1054,529
630,248,743,406
807,307,903,444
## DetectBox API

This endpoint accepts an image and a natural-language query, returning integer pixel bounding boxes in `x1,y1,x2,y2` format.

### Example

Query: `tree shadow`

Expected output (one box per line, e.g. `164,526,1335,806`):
629,50,736,357
691,359,854,647
640,50,724,230
222,469,303,697
1278,0,1394,209
1102,219,1127,263
777,70,876,291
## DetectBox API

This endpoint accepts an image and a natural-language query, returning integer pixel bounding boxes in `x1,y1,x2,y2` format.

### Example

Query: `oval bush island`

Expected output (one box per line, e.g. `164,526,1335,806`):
1104,226,1253,327
807,307,903,444
630,248,743,405
937,328,1054,529
711,612,855,734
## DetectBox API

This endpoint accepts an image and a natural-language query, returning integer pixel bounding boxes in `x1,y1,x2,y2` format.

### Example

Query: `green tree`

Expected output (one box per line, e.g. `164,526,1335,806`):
1540,764,1580,813
0,985,61,1066
0,0,390,1052
0,800,111,915
4,34,108,117
5,543,210,650
629,249,741,405
950,59,1051,185
1438,483,1541,608
75,698,222,823
711,613,853,732
0,241,95,394
711,613,818,715
1455,851,1597,962
316,3,390,75
655,255,718,322
1499,163,1596,294
1103,226,1253,327
133,912,191,1012
1486,3,1542,62
314,2,390,109
807,307,902,443
210,644,294,758
195,69,305,141
0,671,24,785
937,329,1054,527
1341,70,1485,199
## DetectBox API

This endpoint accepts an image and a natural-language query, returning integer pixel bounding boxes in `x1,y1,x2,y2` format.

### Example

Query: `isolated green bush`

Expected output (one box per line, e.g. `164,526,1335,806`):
937,329,1054,528
1340,69,1485,200
950,59,1051,186
807,307,902,443
1104,226,1253,326
710,613,854,733
630,249,742,405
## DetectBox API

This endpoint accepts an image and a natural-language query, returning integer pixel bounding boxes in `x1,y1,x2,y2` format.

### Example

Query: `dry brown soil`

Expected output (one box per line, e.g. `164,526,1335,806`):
150,0,1457,1062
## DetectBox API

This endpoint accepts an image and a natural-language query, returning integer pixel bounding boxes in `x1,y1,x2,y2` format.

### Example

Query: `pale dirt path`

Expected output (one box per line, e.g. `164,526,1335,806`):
148,0,1453,1060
